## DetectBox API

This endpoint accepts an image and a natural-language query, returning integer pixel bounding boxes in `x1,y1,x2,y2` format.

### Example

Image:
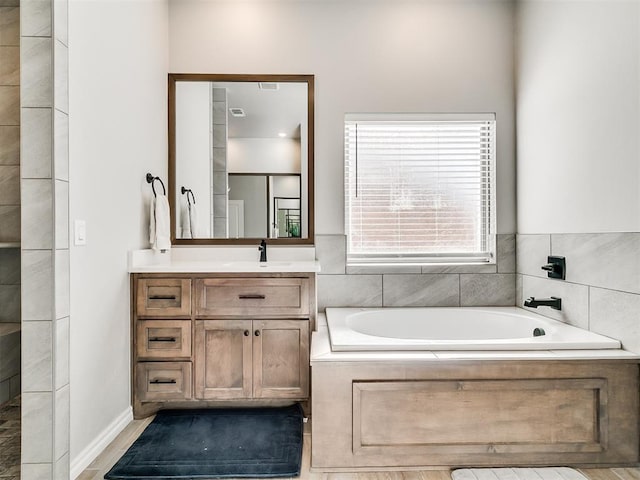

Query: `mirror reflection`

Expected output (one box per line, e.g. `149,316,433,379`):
172,77,311,241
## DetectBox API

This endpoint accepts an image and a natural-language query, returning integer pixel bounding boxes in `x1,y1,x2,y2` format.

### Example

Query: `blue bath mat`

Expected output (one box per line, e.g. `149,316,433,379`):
104,404,304,479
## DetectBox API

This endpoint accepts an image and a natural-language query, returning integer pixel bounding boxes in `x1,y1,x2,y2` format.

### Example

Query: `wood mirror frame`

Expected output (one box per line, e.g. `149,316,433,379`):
168,73,315,245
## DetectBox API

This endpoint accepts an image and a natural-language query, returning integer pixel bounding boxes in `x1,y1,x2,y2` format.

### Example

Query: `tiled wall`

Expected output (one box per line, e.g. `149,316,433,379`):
517,233,640,353
0,0,20,246
315,234,516,311
20,0,70,478
0,0,21,409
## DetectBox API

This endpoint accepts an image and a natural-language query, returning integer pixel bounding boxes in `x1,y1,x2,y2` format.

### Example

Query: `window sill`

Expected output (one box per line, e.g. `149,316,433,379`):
345,263,497,275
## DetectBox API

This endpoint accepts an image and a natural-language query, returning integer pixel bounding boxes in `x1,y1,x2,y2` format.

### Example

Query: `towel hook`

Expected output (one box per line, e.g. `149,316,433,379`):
146,173,166,197
181,186,196,205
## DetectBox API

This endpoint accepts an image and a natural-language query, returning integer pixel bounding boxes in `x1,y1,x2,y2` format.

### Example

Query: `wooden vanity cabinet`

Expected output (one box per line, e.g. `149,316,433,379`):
131,273,315,418
195,319,309,400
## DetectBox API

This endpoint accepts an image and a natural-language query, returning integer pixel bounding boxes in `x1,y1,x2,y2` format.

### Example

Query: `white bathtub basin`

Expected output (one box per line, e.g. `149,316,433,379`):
325,307,621,351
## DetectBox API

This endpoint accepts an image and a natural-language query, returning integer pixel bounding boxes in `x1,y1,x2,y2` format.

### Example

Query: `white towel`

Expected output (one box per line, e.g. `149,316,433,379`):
187,201,198,238
180,203,191,239
150,194,171,251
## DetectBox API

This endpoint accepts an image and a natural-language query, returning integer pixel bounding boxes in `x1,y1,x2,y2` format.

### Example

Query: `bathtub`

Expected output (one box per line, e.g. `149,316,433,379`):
312,307,639,469
325,306,621,351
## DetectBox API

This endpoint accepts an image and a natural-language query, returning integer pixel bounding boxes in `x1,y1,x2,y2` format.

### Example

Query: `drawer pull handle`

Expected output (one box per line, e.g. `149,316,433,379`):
149,378,177,385
244,330,250,336
254,330,261,337
149,337,177,343
238,294,266,300
149,295,177,300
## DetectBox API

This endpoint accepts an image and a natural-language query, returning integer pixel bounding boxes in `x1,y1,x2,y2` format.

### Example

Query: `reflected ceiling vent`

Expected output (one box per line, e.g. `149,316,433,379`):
229,107,246,117
259,82,279,91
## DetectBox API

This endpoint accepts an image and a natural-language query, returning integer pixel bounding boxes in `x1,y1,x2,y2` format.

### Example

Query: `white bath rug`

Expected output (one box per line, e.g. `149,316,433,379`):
451,467,589,480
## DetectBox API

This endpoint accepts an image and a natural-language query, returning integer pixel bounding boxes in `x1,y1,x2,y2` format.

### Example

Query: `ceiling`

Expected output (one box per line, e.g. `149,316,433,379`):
215,81,308,139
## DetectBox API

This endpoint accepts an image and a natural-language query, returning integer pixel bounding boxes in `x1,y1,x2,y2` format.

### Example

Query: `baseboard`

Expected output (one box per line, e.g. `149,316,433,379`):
70,406,133,479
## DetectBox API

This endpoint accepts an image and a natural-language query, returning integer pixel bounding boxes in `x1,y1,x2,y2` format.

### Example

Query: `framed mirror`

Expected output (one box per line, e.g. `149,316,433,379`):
168,74,314,245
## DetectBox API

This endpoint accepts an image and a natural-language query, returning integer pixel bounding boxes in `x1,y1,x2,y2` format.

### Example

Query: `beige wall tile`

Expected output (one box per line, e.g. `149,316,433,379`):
21,320,53,392
460,273,516,306
0,164,19,204
21,463,53,480
21,0,52,37
317,274,382,311
0,126,19,165
21,392,53,463
22,107,53,178
0,45,19,85
54,110,68,180
54,40,68,113
0,85,19,124
383,274,459,307
516,234,550,277
55,248,69,318
0,7,19,46
55,316,69,388
315,234,346,274
497,233,516,273
590,287,640,354
55,385,70,460
54,0,68,45
21,37,52,107
21,178,53,249
55,180,68,248
0,205,19,242
552,233,640,294
21,249,53,320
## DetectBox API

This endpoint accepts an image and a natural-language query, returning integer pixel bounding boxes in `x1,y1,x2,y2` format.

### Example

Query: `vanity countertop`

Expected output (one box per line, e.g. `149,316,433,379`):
128,247,321,273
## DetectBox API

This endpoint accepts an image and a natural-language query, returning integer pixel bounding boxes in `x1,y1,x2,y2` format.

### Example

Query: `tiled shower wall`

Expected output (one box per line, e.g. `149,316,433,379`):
20,0,70,478
0,0,21,408
315,234,516,311
517,233,640,353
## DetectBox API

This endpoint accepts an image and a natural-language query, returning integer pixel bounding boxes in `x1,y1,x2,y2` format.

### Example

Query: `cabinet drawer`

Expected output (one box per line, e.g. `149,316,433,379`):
137,320,192,359
137,278,191,317
195,278,309,316
136,362,192,402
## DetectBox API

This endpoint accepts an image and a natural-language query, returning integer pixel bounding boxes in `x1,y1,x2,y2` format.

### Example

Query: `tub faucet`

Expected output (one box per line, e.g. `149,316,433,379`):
524,296,562,311
258,239,267,263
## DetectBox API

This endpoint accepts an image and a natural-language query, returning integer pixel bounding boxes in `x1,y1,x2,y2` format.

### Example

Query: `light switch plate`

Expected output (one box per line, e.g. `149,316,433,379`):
74,220,86,246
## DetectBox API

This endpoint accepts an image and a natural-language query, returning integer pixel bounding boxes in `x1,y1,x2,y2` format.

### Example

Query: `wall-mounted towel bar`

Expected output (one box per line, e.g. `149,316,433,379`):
146,173,166,197
181,186,196,205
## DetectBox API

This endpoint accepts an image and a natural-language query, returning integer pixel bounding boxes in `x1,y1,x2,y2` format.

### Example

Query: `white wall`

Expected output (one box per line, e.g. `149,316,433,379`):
69,0,168,466
169,0,517,234
517,0,640,234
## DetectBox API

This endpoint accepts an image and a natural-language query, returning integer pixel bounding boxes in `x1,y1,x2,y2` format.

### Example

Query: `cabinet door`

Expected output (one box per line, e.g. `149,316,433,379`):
253,320,309,398
194,320,252,399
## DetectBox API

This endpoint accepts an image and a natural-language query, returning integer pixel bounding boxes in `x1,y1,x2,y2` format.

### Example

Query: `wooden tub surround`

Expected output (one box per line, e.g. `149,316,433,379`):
131,272,315,418
311,329,640,470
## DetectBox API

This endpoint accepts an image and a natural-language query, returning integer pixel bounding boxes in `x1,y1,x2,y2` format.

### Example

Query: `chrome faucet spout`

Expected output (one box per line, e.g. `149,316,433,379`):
524,296,562,311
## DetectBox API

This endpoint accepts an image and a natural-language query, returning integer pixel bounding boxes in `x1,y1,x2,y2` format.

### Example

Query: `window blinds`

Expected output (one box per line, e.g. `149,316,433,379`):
344,114,496,265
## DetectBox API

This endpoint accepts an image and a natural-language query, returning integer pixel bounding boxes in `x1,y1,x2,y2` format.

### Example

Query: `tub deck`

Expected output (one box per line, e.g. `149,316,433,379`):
311,327,640,470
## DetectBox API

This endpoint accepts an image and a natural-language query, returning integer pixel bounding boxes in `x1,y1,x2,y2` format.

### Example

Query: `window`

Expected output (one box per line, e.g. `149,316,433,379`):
344,113,496,265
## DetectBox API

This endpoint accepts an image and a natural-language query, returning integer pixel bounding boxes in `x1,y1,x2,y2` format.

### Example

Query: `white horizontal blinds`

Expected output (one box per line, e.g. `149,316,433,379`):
345,114,496,264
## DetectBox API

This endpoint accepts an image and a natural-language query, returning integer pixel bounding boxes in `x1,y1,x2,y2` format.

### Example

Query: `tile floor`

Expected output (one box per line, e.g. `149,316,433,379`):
0,396,20,479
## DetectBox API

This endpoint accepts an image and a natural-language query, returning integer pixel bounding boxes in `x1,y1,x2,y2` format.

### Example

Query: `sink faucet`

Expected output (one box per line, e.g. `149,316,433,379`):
524,296,562,310
258,239,267,263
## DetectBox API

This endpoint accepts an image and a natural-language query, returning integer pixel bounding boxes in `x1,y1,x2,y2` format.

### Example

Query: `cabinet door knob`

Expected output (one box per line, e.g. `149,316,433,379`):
254,330,261,337
244,330,250,336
